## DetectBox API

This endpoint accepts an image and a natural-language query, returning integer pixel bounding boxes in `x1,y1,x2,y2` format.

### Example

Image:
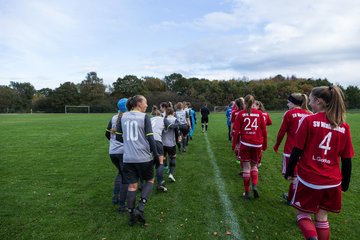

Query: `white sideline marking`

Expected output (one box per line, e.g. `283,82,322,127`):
204,133,243,240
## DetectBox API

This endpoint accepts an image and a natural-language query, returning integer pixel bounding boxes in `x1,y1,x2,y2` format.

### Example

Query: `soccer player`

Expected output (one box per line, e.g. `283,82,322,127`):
285,85,354,240
273,93,312,204
162,107,179,183
231,97,245,166
187,102,197,140
226,101,234,141
117,95,159,226
232,95,267,200
150,106,168,192
105,98,128,212
200,103,210,132
255,100,272,168
175,102,190,152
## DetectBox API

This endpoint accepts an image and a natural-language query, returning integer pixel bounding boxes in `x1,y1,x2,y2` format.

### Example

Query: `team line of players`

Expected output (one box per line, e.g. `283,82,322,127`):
105,98,209,226
106,85,354,240
227,86,354,240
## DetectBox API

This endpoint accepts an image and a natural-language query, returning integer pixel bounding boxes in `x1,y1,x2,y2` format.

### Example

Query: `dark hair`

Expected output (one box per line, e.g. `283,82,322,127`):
152,105,161,116
244,95,255,113
166,107,174,116
311,85,346,127
160,102,170,109
126,95,145,111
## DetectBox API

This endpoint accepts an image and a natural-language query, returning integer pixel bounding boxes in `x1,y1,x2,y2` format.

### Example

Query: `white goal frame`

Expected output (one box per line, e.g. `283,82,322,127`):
65,105,90,114
213,106,228,112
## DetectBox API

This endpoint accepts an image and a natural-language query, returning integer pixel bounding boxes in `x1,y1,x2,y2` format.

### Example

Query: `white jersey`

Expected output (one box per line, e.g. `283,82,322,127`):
108,114,124,154
151,116,165,142
162,115,177,147
175,109,188,125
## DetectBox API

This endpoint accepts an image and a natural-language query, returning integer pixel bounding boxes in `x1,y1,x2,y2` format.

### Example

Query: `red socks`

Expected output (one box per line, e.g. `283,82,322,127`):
297,214,317,239
250,168,258,186
243,171,250,192
315,221,330,240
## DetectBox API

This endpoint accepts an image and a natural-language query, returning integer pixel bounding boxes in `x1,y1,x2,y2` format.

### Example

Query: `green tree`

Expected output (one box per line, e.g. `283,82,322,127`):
143,77,167,92
0,86,18,113
112,75,146,98
164,73,184,91
9,81,36,112
50,82,80,112
80,72,106,104
345,85,360,109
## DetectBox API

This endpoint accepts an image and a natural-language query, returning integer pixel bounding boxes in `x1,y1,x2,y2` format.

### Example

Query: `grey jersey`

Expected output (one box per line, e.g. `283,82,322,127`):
109,114,124,154
151,116,165,142
120,111,153,163
175,109,188,125
162,115,177,147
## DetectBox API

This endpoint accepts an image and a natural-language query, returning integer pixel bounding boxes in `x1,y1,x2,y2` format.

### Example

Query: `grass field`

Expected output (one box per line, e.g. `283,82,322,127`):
0,112,359,240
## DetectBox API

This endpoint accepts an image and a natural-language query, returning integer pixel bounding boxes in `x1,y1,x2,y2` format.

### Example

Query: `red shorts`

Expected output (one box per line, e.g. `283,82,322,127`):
291,180,342,213
239,144,262,164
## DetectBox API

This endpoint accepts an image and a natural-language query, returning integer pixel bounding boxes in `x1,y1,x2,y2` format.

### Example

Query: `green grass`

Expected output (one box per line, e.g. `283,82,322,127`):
0,113,359,239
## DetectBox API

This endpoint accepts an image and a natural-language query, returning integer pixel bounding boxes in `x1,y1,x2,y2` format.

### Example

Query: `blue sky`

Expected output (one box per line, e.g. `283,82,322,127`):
1,0,359,90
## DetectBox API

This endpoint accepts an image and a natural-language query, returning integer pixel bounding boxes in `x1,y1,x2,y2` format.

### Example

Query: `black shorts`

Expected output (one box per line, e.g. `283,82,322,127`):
163,146,176,157
201,117,209,124
155,141,164,156
179,124,189,135
123,161,154,184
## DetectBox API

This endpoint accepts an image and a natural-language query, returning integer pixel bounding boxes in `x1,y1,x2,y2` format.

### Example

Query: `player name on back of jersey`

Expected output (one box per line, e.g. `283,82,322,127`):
291,113,309,118
312,121,345,133
312,155,331,164
241,113,260,117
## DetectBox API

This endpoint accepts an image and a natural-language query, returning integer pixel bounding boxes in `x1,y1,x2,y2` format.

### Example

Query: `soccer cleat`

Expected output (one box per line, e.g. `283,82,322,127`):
135,208,146,225
257,163,262,168
168,174,176,182
129,212,137,226
157,185,168,192
253,189,259,198
112,195,120,205
118,206,127,213
244,192,250,200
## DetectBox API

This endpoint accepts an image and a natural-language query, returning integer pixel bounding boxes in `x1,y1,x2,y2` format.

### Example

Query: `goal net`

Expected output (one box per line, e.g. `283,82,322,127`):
213,106,228,112
65,105,90,114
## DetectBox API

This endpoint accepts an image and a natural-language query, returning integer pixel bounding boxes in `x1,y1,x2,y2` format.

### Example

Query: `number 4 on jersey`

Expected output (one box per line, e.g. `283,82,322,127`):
319,132,332,155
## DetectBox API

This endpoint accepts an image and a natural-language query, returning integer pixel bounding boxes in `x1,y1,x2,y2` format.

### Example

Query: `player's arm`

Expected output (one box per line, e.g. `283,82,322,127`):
115,117,123,143
285,147,303,179
145,115,159,160
341,158,352,192
232,115,241,150
105,120,112,140
274,113,288,152
267,114,273,126
261,116,268,151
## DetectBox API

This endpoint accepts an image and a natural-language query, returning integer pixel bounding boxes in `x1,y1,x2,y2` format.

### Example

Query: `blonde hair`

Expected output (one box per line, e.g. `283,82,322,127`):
244,95,255,114
255,100,265,112
175,102,183,110
289,93,309,110
310,85,346,128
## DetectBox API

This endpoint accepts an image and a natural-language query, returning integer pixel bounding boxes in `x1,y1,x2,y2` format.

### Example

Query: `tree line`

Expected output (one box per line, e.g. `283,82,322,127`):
1,72,360,113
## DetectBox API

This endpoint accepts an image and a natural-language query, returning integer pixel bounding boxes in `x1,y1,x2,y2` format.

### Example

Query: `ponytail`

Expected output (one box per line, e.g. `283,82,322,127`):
244,95,255,114
300,94,309,111
311,86,346,128
126,95,144,111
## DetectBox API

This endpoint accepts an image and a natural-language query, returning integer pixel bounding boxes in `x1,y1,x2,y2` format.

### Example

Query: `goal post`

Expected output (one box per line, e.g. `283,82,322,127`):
65,105,90,114
213,106,228,112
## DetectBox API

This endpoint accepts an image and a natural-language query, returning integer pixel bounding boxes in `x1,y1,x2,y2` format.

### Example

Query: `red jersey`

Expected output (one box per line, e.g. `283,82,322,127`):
275,108,312,154
261,112,272,126
295,112,354,186
232,108,267,149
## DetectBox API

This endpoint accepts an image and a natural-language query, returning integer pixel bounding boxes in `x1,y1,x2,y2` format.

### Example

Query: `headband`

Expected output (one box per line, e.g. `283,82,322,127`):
288,95,303,105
